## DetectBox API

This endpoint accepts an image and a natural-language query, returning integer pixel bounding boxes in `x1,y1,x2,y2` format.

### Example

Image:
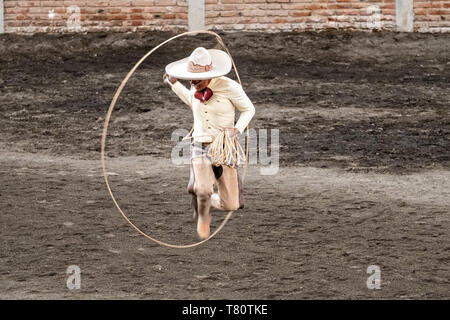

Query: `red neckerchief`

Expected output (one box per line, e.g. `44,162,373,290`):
194,87,213,103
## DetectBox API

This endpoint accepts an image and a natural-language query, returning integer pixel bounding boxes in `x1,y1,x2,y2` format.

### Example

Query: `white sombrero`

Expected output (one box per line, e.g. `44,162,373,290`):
165,47,232,80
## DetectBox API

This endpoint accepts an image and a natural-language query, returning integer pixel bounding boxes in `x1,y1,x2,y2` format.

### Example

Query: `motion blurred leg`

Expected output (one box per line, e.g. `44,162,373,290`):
192,155,215,239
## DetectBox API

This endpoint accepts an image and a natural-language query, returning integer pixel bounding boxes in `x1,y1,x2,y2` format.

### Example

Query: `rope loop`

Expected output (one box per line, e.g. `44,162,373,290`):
101,30,249,248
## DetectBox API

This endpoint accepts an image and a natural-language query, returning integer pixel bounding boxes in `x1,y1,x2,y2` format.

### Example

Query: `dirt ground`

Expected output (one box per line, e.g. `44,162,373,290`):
0,31,449,299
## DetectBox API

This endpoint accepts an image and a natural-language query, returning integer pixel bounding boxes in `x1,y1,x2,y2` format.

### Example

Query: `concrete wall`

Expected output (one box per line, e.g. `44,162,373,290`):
0,0,4,33
2,0,449,33
188,0,204,31
396,0,414,32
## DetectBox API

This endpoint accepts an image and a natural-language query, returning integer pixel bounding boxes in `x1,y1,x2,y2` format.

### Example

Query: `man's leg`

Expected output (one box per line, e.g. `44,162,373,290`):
187,163,198,221
191,155,215,239
212,165,242,211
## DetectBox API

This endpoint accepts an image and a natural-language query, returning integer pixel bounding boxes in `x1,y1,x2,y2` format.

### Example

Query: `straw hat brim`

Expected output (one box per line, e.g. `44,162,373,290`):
165,49,232,80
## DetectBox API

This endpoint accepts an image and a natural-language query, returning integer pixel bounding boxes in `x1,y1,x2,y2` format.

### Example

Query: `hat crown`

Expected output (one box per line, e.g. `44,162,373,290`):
188,47,212,66
165,48,232,80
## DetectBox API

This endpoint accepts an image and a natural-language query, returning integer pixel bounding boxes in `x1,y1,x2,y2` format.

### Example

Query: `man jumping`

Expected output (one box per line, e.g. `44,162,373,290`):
163,47,255,240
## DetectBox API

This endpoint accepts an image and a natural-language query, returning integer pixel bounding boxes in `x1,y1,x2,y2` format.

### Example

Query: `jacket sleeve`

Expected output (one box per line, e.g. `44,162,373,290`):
170,81,192,110
227,81,256,133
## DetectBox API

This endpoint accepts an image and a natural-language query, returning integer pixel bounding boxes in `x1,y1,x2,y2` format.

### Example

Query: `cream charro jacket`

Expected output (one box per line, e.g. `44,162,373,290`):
170,76,255,143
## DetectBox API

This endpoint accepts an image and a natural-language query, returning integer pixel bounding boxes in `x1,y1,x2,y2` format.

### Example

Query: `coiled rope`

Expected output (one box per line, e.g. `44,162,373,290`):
208,130,246,168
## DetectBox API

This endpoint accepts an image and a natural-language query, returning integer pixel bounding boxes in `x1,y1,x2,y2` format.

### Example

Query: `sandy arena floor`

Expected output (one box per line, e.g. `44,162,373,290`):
0,31,449,299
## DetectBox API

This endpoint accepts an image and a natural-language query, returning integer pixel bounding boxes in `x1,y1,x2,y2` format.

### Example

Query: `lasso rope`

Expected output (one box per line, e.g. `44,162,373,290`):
101,30,249,249
208,130,246,168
